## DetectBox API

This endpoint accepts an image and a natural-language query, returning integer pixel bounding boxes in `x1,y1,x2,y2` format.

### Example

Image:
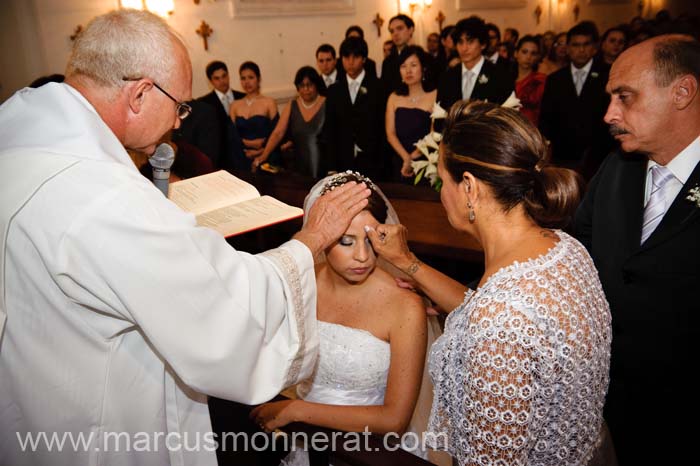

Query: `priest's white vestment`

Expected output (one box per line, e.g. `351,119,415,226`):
0,83,319,466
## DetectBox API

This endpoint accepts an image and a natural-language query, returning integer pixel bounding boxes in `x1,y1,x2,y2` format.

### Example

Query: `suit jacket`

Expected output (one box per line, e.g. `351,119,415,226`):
436,59,514,113
321,74,386,180
574,151,700,463
539,62,613,171
197,89,246,170
172,99,220,166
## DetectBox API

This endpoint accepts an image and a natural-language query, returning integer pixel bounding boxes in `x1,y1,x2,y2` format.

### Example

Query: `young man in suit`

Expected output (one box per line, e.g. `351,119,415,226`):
539,21,613,175
322,36,385,180
575,35,700,465
381,14,415,97
343,25,377,79
197,61,245,170
317,44,340,89
436,16,514,113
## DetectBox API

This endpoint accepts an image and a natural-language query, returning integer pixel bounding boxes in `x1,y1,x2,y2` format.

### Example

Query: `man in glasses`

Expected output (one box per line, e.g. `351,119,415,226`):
0,9,369,465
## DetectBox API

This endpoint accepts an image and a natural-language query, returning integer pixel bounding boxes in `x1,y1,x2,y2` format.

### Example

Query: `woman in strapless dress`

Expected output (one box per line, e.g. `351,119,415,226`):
385,46,436,182
230,61,279,170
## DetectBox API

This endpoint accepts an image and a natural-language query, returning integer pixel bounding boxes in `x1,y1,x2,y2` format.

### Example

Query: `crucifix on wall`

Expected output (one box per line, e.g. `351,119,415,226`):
372,13,384,37
196,20,213,51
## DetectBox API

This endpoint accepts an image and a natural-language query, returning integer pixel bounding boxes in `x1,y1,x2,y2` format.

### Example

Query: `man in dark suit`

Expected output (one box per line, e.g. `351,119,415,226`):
381,14,415,97
437,16,515,113
343,25,377,79
484,22,511,70
575,35,700,465
197,61,245,170
539,21,613,175
316,44,340,89
322,36,386,181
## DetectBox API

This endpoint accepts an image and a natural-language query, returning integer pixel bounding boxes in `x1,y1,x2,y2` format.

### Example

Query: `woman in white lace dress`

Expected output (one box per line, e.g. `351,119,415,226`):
367,102,613,466
251,172,429,462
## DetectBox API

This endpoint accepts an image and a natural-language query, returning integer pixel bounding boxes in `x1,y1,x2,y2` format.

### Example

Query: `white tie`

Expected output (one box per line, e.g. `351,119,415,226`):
462,70,475,100
641,165,675,244
350,81,359,104
325,76,334,87
574,69,586,96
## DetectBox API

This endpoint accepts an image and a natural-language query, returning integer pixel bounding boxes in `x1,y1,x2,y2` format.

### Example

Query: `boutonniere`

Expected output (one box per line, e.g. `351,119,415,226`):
478,74,489,85
590,71,599,79
359,86,367,95
687,185,700,207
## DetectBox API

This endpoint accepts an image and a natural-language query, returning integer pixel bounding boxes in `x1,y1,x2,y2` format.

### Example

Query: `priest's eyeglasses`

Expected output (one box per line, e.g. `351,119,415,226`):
122,77,192,120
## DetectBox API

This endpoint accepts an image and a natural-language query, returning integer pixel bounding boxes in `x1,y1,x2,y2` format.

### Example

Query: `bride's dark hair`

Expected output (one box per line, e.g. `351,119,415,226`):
321,171,388,223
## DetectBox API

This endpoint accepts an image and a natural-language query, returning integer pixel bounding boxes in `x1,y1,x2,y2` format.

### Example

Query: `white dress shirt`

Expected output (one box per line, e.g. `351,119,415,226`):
487,51,499,64
462,56,485,101
645,135,700,207
570,59,593,96
346,69,366,105
322,69,337,88
214,88,235,114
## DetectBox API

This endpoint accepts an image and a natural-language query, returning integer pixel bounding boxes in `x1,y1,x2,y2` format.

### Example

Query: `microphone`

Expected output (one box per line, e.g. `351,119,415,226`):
149,143,175,197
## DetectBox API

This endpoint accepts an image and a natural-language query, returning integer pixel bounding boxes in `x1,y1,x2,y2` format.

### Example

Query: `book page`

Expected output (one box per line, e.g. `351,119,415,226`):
195,196,304,237
168,170,260,216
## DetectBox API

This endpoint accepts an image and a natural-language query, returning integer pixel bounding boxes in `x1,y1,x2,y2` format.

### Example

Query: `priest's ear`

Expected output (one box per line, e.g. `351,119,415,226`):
125,79,153,115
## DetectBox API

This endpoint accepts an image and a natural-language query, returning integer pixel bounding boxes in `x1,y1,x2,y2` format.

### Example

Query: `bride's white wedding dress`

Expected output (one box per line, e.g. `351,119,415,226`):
282,320,438,465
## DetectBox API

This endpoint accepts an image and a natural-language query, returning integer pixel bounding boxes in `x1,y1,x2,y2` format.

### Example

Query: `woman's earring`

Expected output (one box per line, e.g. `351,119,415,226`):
467,201,476,223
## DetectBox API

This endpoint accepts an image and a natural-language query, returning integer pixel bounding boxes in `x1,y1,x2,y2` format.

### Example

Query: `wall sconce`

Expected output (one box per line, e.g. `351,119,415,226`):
119,0,174,17
403,0,432,16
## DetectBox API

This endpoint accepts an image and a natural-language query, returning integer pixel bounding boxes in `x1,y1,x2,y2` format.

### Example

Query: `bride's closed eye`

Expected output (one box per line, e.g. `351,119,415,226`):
339,235,355,246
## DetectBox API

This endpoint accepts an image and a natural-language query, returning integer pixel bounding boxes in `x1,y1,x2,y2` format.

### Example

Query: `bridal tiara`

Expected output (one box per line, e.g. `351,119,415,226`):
321,170,377,195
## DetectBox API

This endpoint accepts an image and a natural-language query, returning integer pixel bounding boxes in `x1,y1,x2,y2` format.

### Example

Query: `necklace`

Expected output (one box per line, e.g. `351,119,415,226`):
244,96,257,107
299,96,319,109
409,94,423,104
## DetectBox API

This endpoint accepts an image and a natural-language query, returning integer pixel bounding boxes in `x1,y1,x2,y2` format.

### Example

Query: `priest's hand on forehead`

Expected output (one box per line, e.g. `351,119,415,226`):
294,181,370,257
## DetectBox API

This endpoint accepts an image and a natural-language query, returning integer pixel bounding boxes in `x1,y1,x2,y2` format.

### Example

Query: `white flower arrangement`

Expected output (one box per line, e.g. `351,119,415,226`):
478,74,489,85
687,186,700,207
359,86,367,95
411,93,522,192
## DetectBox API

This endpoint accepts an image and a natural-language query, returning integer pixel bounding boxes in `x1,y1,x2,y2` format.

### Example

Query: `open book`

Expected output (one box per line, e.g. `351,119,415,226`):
168,170,303,237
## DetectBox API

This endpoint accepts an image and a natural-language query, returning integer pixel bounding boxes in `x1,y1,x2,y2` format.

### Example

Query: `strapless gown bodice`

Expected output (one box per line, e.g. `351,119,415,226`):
297,321,390,406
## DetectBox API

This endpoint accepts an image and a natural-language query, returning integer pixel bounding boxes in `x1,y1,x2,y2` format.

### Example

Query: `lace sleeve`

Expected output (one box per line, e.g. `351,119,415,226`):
459,301,539,466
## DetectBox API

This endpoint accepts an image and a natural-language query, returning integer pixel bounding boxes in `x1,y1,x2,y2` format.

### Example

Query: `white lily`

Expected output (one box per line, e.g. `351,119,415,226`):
422,132,439,150
501,91,522,110
431,131,442,143
431,102,448,120
415,138,431,158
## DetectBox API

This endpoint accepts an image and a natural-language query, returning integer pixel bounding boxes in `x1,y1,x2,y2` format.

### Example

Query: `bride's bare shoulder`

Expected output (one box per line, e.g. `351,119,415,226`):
370,268,424,317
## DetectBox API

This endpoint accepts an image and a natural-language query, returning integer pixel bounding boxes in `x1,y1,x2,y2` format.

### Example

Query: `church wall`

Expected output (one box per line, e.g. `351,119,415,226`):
0,0,674,103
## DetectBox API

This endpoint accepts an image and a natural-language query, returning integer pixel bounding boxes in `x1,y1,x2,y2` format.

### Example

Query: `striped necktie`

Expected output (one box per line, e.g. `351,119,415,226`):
641,165,675,244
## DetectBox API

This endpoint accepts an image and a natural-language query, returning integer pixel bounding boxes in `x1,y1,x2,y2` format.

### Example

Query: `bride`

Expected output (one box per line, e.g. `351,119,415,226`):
251,171,432,462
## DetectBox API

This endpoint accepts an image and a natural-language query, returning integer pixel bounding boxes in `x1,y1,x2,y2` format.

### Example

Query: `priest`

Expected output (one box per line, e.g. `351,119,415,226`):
0,9,369,466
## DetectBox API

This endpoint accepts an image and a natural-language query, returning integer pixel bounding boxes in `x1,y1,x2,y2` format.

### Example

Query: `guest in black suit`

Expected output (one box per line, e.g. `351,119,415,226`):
436,16,515,113
484,22,511,70
381,14,415,97
539,21,613,177
197,61,245,170
172,99,220,166
322,37,386,180
575,35,700,465
316,44,340,89
343,25,377,78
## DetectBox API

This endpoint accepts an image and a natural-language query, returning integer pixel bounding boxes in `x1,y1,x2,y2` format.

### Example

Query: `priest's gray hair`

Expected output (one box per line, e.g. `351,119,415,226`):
66,9,181,90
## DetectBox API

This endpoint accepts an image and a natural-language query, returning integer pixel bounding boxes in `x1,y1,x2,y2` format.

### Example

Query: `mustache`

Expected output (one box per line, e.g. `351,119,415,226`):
609,125,629,136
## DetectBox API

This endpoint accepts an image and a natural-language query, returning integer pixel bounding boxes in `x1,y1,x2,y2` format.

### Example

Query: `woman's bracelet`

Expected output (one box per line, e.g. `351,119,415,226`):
404,254,422,276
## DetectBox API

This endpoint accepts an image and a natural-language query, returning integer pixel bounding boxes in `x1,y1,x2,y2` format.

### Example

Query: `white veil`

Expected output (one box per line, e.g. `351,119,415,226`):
302,171,444,462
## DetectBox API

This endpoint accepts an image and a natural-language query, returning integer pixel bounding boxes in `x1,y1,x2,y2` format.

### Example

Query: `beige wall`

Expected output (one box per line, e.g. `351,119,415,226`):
0,0,675,103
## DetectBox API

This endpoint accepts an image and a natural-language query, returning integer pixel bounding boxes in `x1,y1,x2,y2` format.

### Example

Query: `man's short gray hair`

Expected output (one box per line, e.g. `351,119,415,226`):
653,35,700,87
65,9,181,89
